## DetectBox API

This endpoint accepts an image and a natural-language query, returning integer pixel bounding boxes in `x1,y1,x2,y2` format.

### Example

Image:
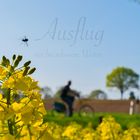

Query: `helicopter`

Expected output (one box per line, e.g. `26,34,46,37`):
22,36,29,46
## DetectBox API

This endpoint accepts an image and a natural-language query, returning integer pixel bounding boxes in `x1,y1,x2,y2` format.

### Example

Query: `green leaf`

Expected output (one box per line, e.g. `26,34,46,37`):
17,55,23,62
5,59,10,66
28,67,36,75
24,61,31,67
23,66,30,76
13,59,20,68
1,56,7,66
2,56,6,62
12,54,16,61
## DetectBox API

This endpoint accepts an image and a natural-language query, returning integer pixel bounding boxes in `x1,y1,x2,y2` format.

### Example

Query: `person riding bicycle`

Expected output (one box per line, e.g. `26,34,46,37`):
60,81,79,117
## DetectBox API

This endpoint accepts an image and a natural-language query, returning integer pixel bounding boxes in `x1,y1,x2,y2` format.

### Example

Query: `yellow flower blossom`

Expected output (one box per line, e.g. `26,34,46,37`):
0,66,8,80
1,134,15,140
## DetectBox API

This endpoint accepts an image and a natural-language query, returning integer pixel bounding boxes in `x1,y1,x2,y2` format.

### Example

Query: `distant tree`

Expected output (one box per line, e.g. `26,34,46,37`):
54,87,63,98
129,91,136,100
106,67,139,99
88,89,107,99
40,86,52,99
132,0,140,4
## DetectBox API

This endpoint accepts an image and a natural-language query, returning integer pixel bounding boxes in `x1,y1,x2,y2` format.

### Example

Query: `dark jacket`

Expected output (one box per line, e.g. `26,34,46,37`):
61,85,70,98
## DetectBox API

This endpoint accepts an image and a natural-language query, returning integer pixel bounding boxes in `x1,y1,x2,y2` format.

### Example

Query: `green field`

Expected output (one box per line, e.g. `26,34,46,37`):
44,111,140,130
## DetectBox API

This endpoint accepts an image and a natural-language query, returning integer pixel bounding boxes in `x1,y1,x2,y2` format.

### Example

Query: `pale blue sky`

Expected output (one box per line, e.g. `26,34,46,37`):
0,0,140,99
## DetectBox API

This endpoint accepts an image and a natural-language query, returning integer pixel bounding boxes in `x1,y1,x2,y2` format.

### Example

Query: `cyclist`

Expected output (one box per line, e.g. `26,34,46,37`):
60,81,79,117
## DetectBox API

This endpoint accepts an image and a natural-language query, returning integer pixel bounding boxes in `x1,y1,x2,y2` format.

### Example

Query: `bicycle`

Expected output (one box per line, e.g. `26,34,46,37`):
52,92,94,117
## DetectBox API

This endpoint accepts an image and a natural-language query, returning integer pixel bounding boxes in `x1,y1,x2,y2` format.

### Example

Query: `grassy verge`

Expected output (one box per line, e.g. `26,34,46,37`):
43,111,140,129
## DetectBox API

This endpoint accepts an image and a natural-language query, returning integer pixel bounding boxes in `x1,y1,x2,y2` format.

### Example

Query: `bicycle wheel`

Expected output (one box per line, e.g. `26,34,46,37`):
51,102,67,116
78,104,94,117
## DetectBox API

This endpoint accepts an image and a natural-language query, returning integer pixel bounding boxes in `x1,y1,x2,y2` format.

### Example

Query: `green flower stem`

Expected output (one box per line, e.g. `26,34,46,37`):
6,88,14,135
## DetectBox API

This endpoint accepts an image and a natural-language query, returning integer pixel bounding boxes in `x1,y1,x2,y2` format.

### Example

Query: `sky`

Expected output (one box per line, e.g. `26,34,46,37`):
0,0,140,99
